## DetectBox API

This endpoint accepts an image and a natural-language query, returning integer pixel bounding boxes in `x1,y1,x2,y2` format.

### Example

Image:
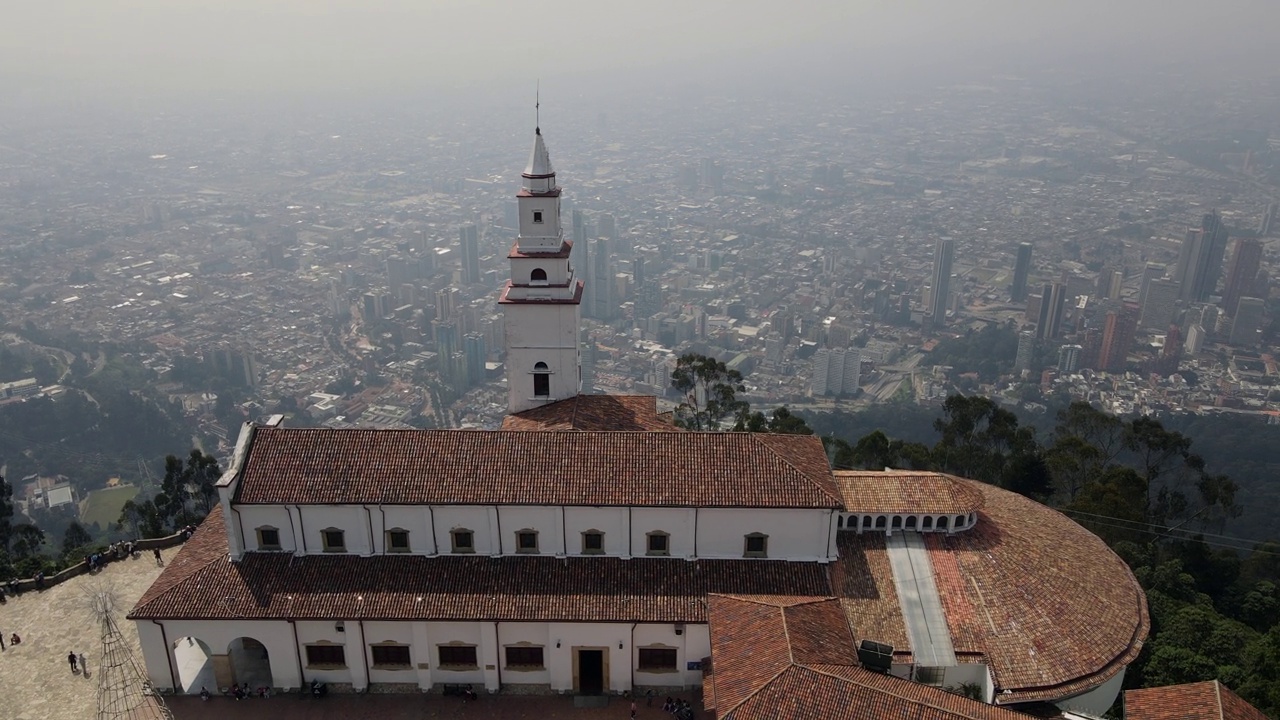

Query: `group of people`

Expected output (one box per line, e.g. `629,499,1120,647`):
68,651,88,674
199,684,271,700
86,541,145,573
661,697,695,720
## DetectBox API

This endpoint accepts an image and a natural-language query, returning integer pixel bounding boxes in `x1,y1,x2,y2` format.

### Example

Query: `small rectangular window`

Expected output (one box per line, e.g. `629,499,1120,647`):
451,530,474,553
322,529,345,553
533,210,543,223
646,532,669,556
516,530,539,553
305,644,346,668
534,372,550,397
638,647,678,671
387,529,410,553
438,645,478,668
257,528,280,550
371,645,411,668
744,533,768,558
505,646,545,669
582,531,604,554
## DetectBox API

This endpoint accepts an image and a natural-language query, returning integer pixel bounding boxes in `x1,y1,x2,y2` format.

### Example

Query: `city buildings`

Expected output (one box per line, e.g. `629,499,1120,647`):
1010,242,1032,302
927,237,954,327
1173,211,1229,303
1097,304,1139,372
459,224,481,285
1230,297,1265,347
1222,237,1263,317
1035,282,1067,341
810,347,861,396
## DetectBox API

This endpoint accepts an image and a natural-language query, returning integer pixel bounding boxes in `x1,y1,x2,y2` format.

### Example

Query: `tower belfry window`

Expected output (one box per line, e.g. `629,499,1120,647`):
533,210,543,223
530,268,548,285
533,362,550,397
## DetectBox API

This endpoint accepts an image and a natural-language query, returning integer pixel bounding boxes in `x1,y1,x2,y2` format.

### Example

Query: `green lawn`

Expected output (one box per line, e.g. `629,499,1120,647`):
79,485,140,530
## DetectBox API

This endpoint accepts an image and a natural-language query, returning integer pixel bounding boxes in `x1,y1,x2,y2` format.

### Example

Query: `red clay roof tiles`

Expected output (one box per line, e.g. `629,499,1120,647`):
500,394,680,432
833,470,985,515
233,427,841,508
1125,680,1269,720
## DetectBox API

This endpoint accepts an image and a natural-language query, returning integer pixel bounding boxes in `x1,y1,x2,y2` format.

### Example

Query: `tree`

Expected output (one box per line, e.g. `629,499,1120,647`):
10,523,45,558
157,449,222,529
0,474,13,554
670,354,748,431
62,522,92,557
738,407,814,434
119,498,165,539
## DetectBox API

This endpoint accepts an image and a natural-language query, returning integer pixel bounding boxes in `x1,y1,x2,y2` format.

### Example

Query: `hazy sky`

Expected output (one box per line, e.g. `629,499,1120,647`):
2,0,1277,110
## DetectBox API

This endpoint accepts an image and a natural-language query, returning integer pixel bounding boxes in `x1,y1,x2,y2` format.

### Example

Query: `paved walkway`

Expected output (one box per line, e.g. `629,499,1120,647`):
0,547,178,720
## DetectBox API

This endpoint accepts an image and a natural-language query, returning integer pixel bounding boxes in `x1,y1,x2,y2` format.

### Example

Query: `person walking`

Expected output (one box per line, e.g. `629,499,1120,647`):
68,651,78,673
153,548,162,566
78,652,88,675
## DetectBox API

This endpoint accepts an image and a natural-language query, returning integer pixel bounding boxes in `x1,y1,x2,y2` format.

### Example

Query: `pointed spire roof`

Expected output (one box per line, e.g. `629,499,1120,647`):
523,128,555,178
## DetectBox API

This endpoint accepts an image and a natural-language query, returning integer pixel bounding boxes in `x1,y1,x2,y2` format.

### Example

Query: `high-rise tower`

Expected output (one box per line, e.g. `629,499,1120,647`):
929,238,955,326
1011,242,1032,302
500,125,583,414
1174,211,1229,303
460,224,481,284
1036,282,1067,340
1222,237,1263,317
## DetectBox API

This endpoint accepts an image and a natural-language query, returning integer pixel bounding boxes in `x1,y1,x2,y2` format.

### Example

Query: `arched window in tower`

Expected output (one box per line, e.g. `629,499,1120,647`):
533,362,550,398
530,268,548,286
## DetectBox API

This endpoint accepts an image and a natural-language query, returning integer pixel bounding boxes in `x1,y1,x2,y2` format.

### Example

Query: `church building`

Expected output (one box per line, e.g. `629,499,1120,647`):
130,123,1149,719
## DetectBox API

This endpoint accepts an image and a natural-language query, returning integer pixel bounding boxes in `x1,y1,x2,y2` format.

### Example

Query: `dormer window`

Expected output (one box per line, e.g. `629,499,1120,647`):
582,530,605,555
386,528,410,553
533,210,543,224
530,268,548,286
451,528,475,554
256,526,281,551
516,529,539,554
533,362,550,397
321,528,346,553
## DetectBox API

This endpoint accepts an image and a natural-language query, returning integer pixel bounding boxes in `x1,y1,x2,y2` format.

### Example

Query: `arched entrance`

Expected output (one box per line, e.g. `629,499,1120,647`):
228,637,273,691
172,636,216,694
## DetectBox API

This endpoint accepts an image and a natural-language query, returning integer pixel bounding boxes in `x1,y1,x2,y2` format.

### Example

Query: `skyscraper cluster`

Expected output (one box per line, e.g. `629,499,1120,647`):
810,347,861,397
1174,211,1229,304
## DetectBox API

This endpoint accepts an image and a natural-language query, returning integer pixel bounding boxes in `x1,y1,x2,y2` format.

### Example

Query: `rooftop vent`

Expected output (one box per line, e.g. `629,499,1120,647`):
857,640,893,673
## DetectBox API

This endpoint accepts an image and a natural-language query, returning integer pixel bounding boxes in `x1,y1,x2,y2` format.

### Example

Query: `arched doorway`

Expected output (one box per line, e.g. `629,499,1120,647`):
172,636,216,694
228,637,273,691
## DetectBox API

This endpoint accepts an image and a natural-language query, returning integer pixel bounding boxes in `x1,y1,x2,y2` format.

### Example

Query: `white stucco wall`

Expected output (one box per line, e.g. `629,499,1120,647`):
563,507,630,556
498,506,563,555
695,508,834,560
432,505,497,555
1053,669,1126,716
235,505,296,552
379,506,436,555
139,619,303,692
298,506,372,556
503,301,582,413
631,508,696,558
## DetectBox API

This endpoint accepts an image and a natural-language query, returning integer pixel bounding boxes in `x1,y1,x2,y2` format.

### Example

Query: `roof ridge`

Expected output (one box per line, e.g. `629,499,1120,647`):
720,663,792,719
752,434,844,506
1214,678,1223,720
800,664,1010,718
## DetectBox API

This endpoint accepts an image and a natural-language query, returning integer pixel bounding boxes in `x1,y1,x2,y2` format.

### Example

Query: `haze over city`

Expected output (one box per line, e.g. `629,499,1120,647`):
3,2,1280,719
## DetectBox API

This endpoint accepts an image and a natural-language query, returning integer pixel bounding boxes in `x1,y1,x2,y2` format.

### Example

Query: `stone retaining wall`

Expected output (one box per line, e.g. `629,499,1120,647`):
6,529,191,593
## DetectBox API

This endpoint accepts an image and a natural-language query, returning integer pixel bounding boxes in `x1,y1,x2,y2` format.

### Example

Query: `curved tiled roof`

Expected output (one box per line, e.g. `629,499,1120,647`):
833,470,985,515
232,427,841,508
835,477,1148,705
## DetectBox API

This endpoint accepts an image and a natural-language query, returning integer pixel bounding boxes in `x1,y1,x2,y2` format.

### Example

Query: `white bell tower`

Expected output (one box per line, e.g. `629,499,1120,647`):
500,123,583,414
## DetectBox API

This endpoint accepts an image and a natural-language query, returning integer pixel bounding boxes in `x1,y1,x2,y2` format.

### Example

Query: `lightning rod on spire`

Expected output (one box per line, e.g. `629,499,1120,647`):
536,80,541,134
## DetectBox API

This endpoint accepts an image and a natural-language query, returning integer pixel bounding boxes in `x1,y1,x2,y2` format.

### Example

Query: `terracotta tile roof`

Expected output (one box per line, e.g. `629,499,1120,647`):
832,470,985,515
1125,680,1269,720
128,507,832,622
232,427,841,509
705,594,1034,720
928,480,1148,703
500,394,680,432
829,533,911,656
832,477,1148,705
